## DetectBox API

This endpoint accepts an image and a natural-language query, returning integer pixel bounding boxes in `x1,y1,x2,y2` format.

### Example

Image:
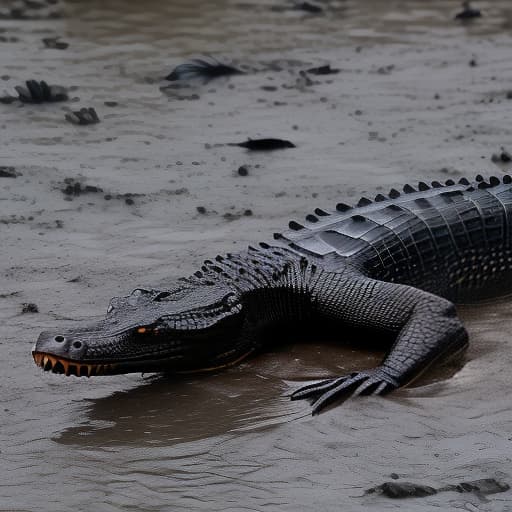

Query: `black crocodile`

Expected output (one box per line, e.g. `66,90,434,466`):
33,174,512,413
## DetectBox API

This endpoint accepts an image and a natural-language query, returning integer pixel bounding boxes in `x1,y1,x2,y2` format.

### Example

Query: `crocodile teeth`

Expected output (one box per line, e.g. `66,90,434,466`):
33,352,115,377
61,360,70,376
43,355,58,371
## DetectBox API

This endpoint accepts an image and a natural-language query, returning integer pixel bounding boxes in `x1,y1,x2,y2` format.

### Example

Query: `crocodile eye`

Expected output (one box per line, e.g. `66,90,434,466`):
153,291,171,302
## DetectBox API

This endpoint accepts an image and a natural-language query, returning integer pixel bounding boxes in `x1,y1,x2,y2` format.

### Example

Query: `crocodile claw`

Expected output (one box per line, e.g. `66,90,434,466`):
290,367,399,414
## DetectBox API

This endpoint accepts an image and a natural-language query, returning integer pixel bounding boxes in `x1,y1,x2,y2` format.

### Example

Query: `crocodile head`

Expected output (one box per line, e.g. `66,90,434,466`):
32,280,249,377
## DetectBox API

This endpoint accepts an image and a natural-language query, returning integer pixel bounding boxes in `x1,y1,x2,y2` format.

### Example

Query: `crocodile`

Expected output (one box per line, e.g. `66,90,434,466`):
33,174,512,413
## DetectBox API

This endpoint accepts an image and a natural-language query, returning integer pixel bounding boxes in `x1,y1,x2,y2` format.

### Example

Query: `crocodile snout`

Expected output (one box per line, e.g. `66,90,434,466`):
34,331,87,360
32,330,114,377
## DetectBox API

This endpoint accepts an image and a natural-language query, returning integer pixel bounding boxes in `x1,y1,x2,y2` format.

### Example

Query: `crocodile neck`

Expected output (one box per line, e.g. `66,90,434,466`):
197,245,364,332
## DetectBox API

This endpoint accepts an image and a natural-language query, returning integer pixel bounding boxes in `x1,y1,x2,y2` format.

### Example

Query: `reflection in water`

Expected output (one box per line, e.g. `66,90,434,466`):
56,370,305,447
54,325,386,446
55,333,462,448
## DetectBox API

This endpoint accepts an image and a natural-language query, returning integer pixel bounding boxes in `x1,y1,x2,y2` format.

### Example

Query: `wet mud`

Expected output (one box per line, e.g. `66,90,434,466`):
2,0,512,510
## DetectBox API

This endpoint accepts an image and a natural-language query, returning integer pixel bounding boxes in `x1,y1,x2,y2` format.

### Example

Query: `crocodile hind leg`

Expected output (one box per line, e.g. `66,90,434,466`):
291,276,469,414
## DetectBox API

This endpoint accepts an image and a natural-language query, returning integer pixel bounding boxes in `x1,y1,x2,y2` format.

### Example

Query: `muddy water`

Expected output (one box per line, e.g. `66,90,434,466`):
2,0,512,510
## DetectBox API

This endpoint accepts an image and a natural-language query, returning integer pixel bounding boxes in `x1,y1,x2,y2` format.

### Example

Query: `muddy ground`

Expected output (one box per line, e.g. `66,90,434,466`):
1,0,512,510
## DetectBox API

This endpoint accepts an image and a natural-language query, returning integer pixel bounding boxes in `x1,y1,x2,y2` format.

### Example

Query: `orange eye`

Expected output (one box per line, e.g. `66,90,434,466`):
137,327,147,334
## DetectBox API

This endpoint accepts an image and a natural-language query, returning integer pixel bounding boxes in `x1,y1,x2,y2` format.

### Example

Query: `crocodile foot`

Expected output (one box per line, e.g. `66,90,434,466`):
290,367,399,414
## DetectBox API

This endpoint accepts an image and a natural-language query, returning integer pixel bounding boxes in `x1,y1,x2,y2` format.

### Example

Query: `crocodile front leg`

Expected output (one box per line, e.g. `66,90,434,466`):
292,274,469,414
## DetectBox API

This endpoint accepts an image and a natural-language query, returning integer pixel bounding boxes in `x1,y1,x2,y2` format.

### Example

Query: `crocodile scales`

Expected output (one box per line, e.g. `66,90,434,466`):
33,174,512,413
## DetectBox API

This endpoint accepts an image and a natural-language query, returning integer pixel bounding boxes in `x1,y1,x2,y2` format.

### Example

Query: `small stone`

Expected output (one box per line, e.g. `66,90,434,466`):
22,303,39,314
15,80,68,103
372,482,437,499
306,64,339,75
244,209,253,216
501,150,512,163
64,112,81,125
63,184,74,195
84,185,102,193
377,64,395,75
65,107,100,125
237,165,249,176
295,1,323,13
42,37,68,50
455,478,510,495
0,166,17,178
196,206,206,214
0,95,17,104
125,198,134,205
236,138,295,151
454,2,482,21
